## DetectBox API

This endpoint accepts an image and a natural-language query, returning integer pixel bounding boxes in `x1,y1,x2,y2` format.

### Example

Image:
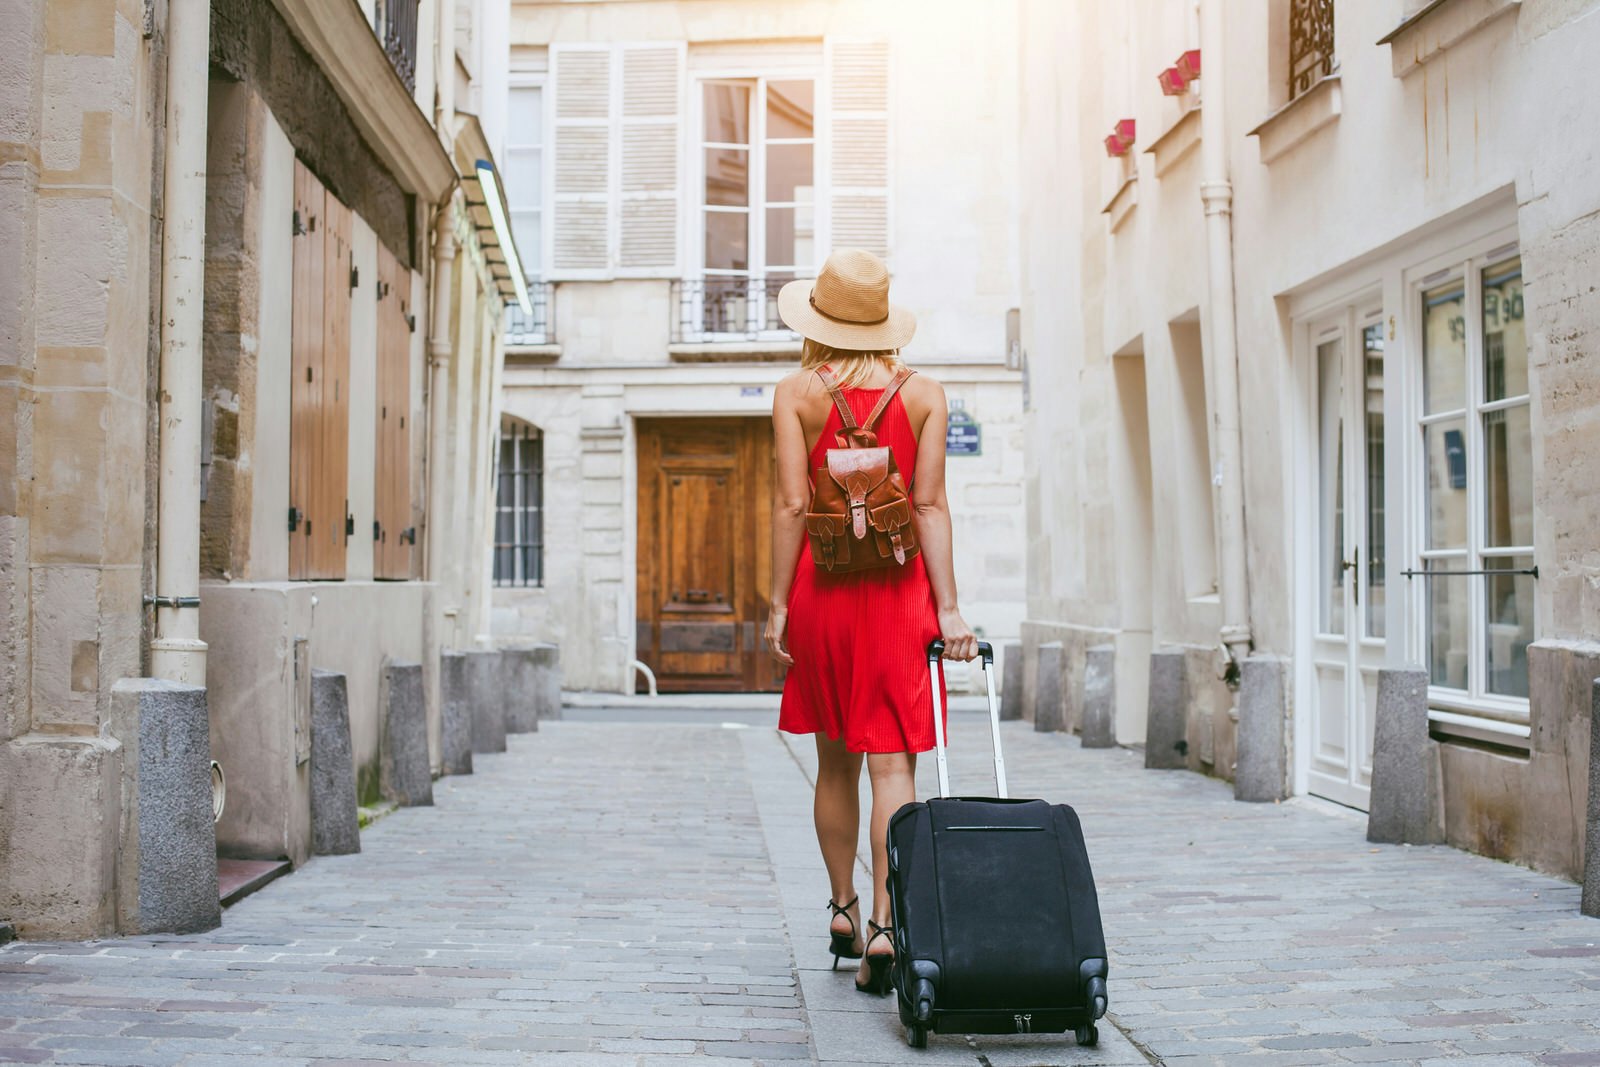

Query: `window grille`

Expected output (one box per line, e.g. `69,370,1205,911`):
494,420,544,587
1288,0,1335,101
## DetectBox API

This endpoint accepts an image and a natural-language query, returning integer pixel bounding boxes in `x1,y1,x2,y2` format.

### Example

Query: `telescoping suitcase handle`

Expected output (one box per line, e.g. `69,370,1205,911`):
926,639,1007,800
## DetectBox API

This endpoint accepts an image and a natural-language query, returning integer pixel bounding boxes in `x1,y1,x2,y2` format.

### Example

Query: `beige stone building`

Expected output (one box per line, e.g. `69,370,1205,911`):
1,0,523,937
1017,0,1600,879
490,0,1028,694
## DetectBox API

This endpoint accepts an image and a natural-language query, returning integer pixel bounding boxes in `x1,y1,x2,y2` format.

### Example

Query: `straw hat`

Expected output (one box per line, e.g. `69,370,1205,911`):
777,249,917,351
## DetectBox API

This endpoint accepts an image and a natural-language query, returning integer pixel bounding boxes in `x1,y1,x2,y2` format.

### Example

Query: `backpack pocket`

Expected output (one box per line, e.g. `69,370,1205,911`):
806,513,852,570
868,499,917,565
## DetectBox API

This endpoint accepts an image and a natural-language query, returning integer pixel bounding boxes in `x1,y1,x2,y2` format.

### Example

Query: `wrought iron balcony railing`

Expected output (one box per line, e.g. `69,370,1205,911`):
670,276,807,345
375,0,419,94
1288,0,1334,102
505,281,556,347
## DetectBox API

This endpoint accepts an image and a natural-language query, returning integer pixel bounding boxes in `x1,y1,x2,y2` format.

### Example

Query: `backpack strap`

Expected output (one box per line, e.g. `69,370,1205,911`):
862,367,916,432
815,366,858,432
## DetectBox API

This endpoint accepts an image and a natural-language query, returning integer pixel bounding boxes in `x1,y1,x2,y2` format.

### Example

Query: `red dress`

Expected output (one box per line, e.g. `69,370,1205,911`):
778,379,946,753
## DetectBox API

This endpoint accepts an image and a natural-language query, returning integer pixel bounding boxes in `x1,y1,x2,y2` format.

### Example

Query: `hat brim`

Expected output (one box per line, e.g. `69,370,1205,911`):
777,278,917,352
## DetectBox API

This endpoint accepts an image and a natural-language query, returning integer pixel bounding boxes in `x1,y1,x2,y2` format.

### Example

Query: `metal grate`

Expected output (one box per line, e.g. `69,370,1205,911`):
493,421,543,588
505,282,556,346
669,276,804,344
1288,0,1335,101
375,0,419,94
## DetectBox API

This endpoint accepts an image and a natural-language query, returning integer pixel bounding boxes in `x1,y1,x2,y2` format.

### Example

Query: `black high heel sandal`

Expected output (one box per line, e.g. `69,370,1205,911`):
827,897,862,969
855,920,895,996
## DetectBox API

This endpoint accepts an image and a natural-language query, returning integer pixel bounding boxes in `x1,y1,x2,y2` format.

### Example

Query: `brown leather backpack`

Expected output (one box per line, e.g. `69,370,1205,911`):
805,366,921,573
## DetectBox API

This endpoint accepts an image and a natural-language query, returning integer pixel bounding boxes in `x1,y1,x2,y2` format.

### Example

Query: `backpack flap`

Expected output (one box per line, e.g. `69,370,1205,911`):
826,448,890,540
805,512,851,570
868,495,914,564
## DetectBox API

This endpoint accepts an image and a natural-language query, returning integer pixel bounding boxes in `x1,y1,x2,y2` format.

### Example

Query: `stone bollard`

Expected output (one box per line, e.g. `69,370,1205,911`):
109,679,220,935
382,662,432,807
1235,655,1288,802
1081,645,1115,748
439,651,473,775
503,647,546,734
1583,679,1600,919
1145,649,1188,769
1367,667,1443,845
1000,641,1024,721
1035,642,1066,733
532,643,562,720
310,670,360,854
465,649,507,754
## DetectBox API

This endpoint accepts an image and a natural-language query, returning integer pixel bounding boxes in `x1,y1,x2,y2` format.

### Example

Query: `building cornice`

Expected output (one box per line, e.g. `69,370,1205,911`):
267,0,457,203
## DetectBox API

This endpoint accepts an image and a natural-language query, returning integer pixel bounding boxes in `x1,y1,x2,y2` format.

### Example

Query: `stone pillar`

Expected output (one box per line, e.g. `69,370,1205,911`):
532,643,562,720
1035,641,1066,732
382,662,432,807
109,679,220,935
1081,645,1115,748
503,647,542,734
1235,655,1288,802
309,671,359,855
1000,641,1023,721
1367,667,1443,845
439,651,473,775
1583,679,1600,919
466,649,506,754
1145,649,1188,769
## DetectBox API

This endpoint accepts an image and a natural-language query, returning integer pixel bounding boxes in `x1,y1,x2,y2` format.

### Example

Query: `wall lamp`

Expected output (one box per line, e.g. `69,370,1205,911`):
475,160,533,316
1104,118,1136,158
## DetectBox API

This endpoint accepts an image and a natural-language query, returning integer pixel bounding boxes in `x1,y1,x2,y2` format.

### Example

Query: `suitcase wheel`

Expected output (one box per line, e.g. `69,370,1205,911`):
1075,1023,1098,1047
905,1024,928,1049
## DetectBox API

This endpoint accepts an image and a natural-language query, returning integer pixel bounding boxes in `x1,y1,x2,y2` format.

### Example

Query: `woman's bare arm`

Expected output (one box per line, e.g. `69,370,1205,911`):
765,373,812,665
909,379,978,661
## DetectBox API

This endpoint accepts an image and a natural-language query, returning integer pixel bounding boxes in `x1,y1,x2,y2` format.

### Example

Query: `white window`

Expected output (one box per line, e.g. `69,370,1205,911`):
505,84,543,281
697,77,816,336
1414,249,1534,716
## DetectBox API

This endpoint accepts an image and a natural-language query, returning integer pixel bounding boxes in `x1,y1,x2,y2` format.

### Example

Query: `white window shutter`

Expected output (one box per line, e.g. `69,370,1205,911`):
550,45,612,274
828,40,890,260
617,44,682,273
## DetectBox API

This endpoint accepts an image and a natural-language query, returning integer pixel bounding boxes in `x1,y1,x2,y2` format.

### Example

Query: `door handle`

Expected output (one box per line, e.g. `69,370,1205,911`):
1341,547,1360,607
684,589,714,602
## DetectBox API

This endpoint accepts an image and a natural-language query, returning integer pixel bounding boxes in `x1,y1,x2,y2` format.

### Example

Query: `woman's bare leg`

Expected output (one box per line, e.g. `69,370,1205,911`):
861,750,917,978
814,735,865,949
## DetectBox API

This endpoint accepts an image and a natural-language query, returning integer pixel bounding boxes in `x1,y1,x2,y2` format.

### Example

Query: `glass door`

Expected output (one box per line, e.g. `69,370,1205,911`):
1307,309,1388,810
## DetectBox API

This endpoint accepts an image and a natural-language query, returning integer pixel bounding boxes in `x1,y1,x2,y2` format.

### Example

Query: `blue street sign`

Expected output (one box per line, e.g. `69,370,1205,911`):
946,410,981,456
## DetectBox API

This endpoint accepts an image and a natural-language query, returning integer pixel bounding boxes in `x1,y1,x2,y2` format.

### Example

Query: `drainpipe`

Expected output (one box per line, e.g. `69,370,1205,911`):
150,0,211,685
424,209,456,590
1199,0,1253,679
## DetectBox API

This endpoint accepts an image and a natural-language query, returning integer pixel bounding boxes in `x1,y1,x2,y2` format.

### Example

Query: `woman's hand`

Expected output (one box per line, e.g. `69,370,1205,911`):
938,609,978,662
764,608,794,666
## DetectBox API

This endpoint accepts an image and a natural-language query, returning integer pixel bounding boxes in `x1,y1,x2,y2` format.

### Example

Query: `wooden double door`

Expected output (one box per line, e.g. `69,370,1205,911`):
636,418,785,692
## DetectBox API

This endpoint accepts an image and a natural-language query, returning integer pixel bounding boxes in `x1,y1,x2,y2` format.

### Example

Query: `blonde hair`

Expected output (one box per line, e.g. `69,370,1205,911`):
800,337,903,390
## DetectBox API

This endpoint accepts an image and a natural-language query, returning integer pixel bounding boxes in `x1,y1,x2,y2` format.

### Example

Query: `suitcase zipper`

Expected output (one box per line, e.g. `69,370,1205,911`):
1013,1013,1033,1033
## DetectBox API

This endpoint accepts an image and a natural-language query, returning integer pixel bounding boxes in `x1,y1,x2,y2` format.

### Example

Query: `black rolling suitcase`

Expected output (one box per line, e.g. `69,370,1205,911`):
887,639,1109,1049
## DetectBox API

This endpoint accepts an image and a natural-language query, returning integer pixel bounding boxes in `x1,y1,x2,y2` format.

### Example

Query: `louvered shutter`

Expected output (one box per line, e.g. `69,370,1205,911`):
827,41,890,259
551,45,612,274
618,44,682,273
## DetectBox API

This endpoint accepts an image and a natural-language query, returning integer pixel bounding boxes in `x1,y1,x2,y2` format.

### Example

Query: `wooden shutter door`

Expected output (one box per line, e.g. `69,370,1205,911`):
828,41,890,259
618,44,682,273
289,161,325,581
373,243,412,580
551,45,612,274
318,190,353,579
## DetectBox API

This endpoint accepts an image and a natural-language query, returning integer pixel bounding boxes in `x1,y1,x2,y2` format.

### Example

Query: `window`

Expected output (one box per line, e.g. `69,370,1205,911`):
495,419,544,587
1169,319,1218,599
1417,251,1533,707
505,85,543,282
697,77,816,335
1288,0,1335,101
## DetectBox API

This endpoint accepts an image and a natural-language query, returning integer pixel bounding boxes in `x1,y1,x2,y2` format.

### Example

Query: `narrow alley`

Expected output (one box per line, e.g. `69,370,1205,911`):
3,712,1596,1067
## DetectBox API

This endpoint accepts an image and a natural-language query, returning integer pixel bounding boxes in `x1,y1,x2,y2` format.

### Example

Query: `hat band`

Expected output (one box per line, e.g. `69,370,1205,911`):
810,290,889,327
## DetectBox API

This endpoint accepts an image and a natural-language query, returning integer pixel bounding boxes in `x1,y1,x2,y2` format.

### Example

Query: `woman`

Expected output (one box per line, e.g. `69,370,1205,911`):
763,249,979,996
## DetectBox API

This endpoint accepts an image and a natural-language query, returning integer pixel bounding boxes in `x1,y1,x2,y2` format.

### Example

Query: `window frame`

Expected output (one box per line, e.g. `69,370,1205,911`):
689,66,821,341
1402,229,1533,731
493,418,544,589
505,76,547,285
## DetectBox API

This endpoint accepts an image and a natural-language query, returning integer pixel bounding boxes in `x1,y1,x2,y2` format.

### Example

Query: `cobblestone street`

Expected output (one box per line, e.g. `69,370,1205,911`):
2,712,1598,1066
